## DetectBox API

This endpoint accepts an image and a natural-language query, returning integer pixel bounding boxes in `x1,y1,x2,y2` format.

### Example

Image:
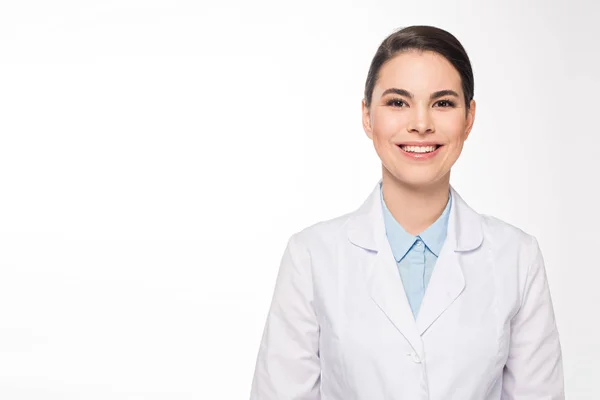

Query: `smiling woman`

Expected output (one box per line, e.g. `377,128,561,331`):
249,25,564,400
362,32,475,220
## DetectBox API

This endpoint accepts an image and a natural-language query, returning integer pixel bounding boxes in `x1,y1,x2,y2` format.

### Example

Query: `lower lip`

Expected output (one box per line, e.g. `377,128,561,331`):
397,145,443,160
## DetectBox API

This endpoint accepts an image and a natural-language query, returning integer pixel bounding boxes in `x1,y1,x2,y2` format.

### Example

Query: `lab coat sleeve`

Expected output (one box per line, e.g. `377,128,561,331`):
249,233,321,400
502,236,564,399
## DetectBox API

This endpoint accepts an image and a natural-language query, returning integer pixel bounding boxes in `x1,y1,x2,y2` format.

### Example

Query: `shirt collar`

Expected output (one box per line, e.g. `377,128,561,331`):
380,183,452,261
419,193,452,256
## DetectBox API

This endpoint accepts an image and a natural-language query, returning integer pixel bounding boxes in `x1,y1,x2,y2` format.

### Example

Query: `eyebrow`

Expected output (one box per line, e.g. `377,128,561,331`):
381,88,460,100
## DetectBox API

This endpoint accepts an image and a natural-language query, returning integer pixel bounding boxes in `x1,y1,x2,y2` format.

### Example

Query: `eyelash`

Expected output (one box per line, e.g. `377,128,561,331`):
386,99,456,108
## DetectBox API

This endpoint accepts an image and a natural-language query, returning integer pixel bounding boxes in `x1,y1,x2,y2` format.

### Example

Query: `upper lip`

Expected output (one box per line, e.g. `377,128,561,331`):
396,141,443,146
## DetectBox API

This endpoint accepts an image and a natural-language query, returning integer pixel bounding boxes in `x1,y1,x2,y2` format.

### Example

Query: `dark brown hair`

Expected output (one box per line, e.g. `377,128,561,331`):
364,25,474,111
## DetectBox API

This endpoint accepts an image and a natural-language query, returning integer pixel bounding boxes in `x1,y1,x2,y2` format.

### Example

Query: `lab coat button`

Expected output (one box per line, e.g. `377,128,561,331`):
408,353,421,363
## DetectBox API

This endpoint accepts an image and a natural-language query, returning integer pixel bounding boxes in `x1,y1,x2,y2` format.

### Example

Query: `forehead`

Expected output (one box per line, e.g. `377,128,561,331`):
375,50,463,95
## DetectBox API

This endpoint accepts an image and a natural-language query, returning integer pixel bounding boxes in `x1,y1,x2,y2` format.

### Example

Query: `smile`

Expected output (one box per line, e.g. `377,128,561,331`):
399,145,440,153
397,144,443,160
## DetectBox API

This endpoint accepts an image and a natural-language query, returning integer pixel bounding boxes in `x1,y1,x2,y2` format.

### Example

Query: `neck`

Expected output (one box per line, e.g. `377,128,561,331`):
381,167,451,236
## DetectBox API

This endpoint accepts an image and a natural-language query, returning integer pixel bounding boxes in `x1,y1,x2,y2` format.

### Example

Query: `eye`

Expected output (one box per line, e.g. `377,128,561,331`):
435,99,456,108
386,98,407,108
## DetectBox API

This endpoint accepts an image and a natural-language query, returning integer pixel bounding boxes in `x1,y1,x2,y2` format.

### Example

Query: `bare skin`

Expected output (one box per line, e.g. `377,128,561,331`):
362,50,476,235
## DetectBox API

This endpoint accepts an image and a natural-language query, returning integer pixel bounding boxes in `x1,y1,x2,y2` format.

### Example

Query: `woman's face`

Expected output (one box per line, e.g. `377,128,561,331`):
362,50,476,190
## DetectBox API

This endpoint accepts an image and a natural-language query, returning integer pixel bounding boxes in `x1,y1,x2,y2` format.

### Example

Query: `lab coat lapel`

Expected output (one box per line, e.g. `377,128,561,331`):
346,182,422,352
415,241,465,335
416,186,484,335
367,241,422,351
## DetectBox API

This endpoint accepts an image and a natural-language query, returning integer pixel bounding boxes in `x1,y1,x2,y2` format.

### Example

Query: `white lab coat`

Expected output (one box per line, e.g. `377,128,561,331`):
250,182,564,399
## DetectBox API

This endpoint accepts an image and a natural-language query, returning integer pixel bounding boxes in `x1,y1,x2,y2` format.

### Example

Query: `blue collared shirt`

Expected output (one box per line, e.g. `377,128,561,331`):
380,184,452,318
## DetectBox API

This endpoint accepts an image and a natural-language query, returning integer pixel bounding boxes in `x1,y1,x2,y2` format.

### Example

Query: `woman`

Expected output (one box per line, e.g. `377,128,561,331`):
250,25,564,399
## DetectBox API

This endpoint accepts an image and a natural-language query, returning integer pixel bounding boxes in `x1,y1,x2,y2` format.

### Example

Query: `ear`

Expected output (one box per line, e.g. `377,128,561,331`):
362,99,373,140
464,99,476,140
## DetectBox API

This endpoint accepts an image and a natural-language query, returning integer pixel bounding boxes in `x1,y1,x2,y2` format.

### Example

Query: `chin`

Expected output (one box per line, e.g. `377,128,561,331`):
387,169,446,190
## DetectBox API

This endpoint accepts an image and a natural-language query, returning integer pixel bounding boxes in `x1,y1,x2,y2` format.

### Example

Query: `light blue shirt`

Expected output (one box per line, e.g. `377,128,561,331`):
380,184,452,318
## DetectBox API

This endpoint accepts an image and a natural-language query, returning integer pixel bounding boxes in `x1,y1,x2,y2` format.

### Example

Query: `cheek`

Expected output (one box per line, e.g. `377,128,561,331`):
438,117,468,144
371,110,406,140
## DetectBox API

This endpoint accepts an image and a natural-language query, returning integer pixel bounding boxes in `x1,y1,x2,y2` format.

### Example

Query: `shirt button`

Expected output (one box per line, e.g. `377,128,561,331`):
415,240,422,247
408,353,421,363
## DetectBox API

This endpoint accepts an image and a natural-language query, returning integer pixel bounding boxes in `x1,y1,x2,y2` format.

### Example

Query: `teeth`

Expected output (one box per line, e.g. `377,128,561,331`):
400,145,438,153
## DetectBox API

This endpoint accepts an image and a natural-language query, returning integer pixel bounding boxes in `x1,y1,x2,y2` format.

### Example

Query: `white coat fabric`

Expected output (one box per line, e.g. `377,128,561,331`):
250,182,564,399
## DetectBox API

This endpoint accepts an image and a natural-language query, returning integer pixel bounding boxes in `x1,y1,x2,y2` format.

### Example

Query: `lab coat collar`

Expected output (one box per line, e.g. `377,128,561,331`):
347,180,483,253
380,182,452,260
346,180,485,344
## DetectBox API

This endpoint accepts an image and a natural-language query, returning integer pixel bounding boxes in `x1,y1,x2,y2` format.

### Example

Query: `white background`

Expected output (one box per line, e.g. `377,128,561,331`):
0,0,598,398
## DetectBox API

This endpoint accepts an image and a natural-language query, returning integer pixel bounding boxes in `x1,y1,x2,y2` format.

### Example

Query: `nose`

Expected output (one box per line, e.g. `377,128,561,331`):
407,107,434,134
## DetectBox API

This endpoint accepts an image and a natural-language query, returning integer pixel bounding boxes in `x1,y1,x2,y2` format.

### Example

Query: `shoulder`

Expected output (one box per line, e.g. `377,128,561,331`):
480,213,530,239
288,211,354,251
479,213,542,266
480,213,535,242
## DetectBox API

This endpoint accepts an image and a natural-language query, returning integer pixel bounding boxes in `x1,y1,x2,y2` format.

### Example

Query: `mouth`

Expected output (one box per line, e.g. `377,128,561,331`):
398,144,442,153
396,143,443,160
